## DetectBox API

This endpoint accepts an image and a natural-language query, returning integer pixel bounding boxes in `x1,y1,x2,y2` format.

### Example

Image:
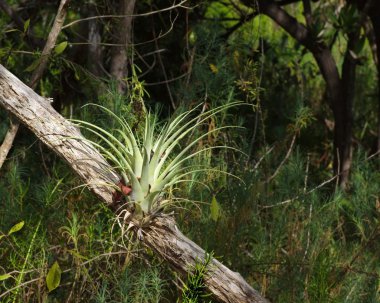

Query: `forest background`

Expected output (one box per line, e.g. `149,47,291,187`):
0,0,379,302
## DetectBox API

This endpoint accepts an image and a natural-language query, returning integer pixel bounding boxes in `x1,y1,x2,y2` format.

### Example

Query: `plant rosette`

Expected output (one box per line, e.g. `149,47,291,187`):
74,102,242,224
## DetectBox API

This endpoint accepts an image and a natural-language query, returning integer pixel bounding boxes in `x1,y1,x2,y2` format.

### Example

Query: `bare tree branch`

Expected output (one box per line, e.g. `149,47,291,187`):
222,12,257,39
61,0,189,30
151,9,177,109
29,0,70,88
275,0,303,6
0,0,70,170
241,0,356,189
0,118,18,168
266,133,297,183
302,0,312,27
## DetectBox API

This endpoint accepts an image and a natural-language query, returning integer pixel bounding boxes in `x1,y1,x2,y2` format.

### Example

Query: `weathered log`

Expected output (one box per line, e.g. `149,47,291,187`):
0,64,269,303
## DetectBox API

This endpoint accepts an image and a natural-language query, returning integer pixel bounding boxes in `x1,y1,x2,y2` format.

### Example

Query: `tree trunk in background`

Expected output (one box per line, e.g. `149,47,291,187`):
251,0,353,188
369,14,380,153
312,48,353,189
340,33,357,188
377,48,380,154
0,64,270,303
110,0,136,93
350,0,380,155
87,1,103,77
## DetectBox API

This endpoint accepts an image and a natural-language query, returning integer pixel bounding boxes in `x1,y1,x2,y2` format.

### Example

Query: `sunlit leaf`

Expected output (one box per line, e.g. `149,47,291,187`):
4,29,19,33
189,31,196,45
25,58,41,72
74,70,80,80
209,63,218,74
68,250,89,260
54,41,68,55
24,19,30,33
8,221,24,235
0,274,11,281
46,261,61,292
210,196,220,221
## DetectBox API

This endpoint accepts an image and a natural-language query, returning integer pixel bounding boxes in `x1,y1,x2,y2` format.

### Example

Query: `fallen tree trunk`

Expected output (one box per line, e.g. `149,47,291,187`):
0,64,269,303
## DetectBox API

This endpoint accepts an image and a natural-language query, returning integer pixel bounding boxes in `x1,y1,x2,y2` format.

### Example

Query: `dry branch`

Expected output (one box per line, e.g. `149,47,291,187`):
0,118,18,167
29,0,70,89
0,0,70,170
0,64,269,303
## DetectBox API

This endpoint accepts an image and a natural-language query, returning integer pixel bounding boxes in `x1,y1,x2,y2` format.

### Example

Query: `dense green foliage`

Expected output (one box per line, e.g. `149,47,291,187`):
0,1,379,302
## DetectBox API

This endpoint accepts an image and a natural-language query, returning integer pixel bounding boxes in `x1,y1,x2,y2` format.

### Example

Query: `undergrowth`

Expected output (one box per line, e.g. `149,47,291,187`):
2,91,378,302
0,6,379,302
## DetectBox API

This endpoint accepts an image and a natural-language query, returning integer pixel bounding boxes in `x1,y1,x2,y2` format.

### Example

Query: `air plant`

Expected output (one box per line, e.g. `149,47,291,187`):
74,101,242,217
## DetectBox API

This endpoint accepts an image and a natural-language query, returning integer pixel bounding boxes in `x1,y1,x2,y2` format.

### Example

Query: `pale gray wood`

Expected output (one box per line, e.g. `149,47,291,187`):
0,64,269,303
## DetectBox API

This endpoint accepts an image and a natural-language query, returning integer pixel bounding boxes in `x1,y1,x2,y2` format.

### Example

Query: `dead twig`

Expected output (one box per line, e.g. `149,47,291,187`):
150,8,178,110
0,118,19,168
262,174,337,209
61,0,190,30
266,133,297,183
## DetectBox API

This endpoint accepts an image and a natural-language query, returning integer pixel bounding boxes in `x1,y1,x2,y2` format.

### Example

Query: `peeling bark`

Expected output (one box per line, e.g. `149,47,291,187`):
0,64,269,303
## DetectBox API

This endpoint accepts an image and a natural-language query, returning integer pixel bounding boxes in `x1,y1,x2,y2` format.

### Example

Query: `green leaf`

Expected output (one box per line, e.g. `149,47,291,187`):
0,234,5,241
68,250,88,260
4,29,19,34
74,70,80,80
210,196,220,222
189,31,197,45
25,58,41,72
354,36,366,55
23,19,30,33
8,221,25,235
0,274,11,281
46,261,61,292
54,41,68,55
